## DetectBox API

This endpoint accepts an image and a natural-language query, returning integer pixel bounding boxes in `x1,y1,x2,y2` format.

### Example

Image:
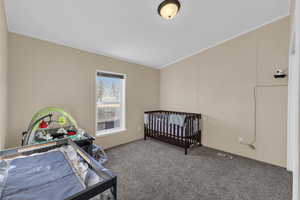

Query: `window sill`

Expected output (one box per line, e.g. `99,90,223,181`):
96,128,126,137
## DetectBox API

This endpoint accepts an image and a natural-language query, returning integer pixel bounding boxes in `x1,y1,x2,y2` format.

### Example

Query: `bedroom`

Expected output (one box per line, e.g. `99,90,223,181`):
0,0,299,199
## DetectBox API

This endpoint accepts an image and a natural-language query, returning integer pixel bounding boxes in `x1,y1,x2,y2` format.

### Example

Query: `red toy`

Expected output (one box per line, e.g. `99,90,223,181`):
39,120,48,129
67,130,77,135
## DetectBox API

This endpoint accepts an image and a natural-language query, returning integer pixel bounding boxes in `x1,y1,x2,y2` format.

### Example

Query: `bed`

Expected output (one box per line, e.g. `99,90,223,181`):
0,139,117,200
144,110,202,154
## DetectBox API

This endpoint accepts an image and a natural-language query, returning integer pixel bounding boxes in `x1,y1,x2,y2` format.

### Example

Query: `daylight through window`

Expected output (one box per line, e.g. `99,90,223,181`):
96,71,125,135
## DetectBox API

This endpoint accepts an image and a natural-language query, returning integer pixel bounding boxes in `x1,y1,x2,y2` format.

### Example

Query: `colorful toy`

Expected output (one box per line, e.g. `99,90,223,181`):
22,107,85,145
58,116,67,126
39,120,49,129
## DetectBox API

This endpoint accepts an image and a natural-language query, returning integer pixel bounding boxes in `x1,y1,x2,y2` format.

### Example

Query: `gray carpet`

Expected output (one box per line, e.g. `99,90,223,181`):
106,140,292,200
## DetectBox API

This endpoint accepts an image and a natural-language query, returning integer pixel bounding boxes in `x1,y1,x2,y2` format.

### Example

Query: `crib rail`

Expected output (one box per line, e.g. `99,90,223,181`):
144,110,202,154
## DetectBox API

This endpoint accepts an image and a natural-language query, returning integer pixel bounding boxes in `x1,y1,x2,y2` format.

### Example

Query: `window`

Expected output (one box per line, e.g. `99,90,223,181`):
96,71,126,136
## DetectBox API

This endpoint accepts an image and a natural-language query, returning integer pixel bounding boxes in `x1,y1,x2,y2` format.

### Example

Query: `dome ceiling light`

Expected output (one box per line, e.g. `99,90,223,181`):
158,0,181,20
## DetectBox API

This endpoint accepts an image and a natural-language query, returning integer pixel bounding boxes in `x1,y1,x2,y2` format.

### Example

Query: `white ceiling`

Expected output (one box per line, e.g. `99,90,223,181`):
4,0,289,68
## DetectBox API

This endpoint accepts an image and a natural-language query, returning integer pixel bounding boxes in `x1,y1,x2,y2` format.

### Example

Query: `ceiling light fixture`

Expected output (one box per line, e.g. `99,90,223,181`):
158,0,181,20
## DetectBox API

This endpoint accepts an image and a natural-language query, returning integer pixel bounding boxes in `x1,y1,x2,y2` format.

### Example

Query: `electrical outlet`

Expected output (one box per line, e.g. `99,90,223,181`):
137,125,142,132
238,137,244,143
238,136,256,150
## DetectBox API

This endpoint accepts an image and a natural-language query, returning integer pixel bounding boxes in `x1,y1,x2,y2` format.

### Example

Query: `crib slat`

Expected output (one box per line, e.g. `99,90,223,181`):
165,113,167,137
151,113,154,137
192,116,195,144
180,125,182,145
198,116,201,145
188,117,190,146
191,117,194,145
158,112,161,137
149,113,151,137
189,116,192,145
171,112,173,139
173,123,176,140
166,113,169,139
176,125,180,141
154,113,157,136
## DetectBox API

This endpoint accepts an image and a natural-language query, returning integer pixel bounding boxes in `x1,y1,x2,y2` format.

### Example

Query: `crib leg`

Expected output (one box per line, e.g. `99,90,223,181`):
185,147,187,155
112,178,117,200
199,133,202,146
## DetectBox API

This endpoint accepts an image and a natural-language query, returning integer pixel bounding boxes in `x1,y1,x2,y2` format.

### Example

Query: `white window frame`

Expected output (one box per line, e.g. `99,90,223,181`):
95,70,126,137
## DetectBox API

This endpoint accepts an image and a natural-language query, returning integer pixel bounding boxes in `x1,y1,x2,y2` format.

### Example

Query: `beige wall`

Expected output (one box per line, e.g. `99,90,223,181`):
5,14,290,167
290,0,295,14
7,33,160,149
0,0,7,150
160,17,290,167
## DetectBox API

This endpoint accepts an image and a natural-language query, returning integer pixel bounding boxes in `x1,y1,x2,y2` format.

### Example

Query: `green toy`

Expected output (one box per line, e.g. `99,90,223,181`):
22,107,84,145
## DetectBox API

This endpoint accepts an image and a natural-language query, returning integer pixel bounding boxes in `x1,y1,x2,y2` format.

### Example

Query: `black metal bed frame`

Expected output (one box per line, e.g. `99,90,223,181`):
0,139,117,200
144,110,202,155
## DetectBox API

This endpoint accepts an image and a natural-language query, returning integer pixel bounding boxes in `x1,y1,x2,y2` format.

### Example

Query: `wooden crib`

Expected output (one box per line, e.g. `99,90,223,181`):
144,110,202,154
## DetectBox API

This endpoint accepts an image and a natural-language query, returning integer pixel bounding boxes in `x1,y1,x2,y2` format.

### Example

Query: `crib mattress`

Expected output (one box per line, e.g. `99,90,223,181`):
0,150,85,200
